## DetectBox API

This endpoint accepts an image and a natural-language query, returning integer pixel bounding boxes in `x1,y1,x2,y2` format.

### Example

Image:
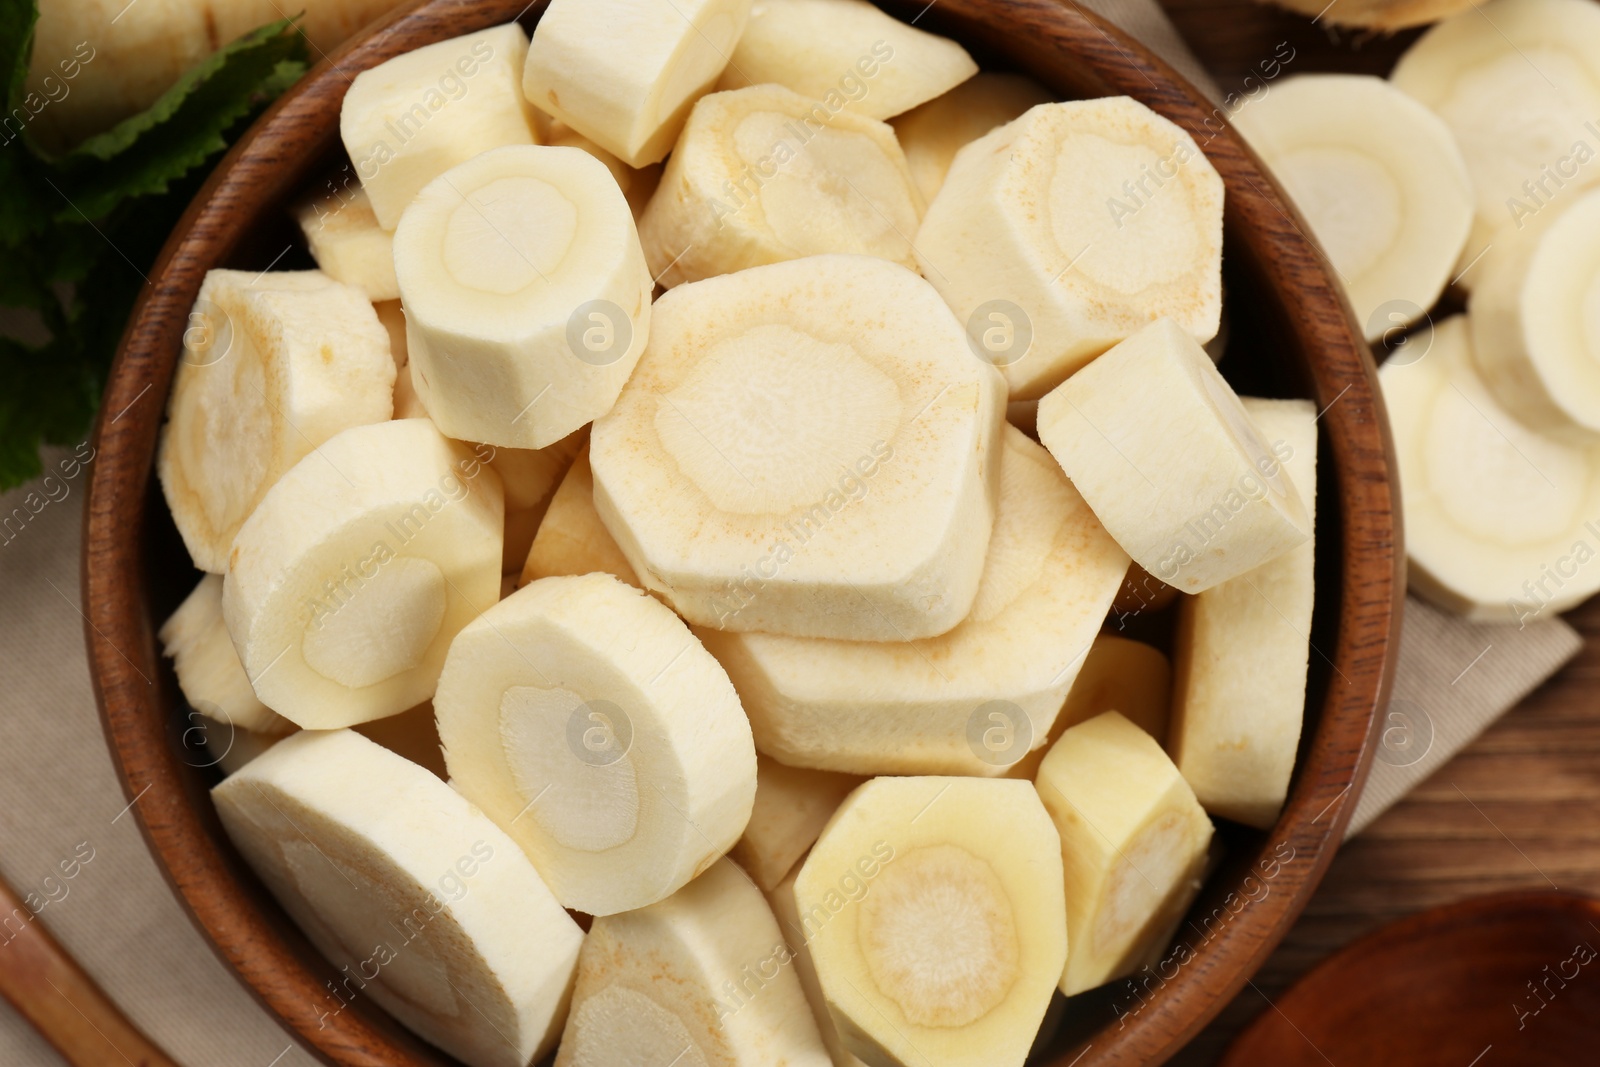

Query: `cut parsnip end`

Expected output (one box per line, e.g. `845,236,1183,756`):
1036,711,1212,995
702,426,1126,775
637,85,924,287
1234,75,1471,341
519,444,641,588
1391,0,1600,287
555,858,830,1067
341,23,539,230
223,419,504,728
158,269,395,572
1037,318,1310,593
295,186,400,301
891,72,1053,202
1170,398,1317,829
435,573,756,915
1006,633,1171,781
730,755,861,890
160,574,295,736
394,145,652,450
1380,316,1600,621
214,730,582,1067
1471,188,1600,440
524,0,751,167
719,0,978,121
796,777,1065,1067
590,254,1004,641
917,97,1224,399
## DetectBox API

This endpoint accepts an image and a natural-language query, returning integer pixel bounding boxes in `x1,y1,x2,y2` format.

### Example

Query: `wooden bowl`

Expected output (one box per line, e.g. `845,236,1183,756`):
82,1,1402,1063
1221,891,1600,1064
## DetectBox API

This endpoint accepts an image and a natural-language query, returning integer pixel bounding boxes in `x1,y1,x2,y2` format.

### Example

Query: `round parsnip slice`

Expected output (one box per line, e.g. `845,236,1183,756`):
637,85,924,287
1233,75,1471,341
341,23,540,230
1380,316,1600,622
1471,189,1600,440
590,254,1005,641
523,0,751,168
1170,397,1317,830
917,97,1224,400
223,419,504,728
519,443,642,588
1005,634,1172,781
1391,0,1600,286
1037,318,1310,593
718,0,978,121
394,145,653,450
769,868,868,1067
555,858,830,1067
700,426,1128,776
434,573,756,916
158,269,395,572
160,574,294,736
1035,712,1213,996
294,185,399,301
729,755,861,891
796,776,1065,1067
891,72,1053,202
213,730,583,1067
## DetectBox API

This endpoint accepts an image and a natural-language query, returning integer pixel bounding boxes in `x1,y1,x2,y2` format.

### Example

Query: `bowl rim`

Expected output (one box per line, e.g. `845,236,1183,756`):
82,0,1403,1063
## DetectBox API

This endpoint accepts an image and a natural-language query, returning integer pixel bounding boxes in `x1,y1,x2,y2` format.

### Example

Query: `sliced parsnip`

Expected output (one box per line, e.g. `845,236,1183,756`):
394,145,652,450
1380,315,1600,621
214,730,582,1067
537,114,663,216
730,755,861,891
491,429,586,573
158,269,394,572
1169,398,1317,829
523,0,751,168
769,869,868,1067
795,776,1065,1067
637,85,924,287
1037,318,1310,593
434,573,756,915
295,186,399,301
718,0,978,121
917,98,1224,399
519,443,642,587
1233,75,1471,341
1471,188,1600,440
1006,633,1171,781
891,72,1053,202
160,574,295,736
590,254,1004,641
353,702,447,779
1391,0,1600,287
701,427,1126,775
555,858,830,1066
341,23,540,229
1036,711,1212,995
223,420,504,728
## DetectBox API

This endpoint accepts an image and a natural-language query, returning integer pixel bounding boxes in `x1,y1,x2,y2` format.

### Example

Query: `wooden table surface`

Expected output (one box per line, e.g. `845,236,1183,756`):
1155,2,1600,1060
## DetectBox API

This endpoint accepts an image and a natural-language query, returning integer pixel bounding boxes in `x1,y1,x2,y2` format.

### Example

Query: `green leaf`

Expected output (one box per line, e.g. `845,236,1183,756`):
54,18,307,219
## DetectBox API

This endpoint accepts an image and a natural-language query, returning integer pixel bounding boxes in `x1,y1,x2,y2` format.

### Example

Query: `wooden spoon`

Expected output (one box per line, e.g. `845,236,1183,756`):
1223,891,1600,1065
0,874,180,1067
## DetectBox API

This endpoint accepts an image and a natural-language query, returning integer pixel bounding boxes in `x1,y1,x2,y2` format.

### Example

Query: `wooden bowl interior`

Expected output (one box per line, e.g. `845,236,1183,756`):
86,1,1401,1064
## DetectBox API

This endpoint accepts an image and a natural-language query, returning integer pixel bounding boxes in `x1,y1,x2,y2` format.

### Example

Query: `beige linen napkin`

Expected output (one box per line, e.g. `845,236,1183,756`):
0,4,1580,1063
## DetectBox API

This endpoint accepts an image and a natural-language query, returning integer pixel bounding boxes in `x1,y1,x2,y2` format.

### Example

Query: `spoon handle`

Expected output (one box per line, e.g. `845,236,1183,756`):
0,874,180,1067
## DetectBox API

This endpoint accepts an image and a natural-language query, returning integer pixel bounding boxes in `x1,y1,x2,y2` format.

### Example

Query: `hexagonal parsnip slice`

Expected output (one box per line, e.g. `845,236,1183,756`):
917,97,1223,399
394,144,653,449
699,425,1128,775
796,776,1066,1067
555,858,831,1066
590,254,1005,641
1036,711,1213,996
